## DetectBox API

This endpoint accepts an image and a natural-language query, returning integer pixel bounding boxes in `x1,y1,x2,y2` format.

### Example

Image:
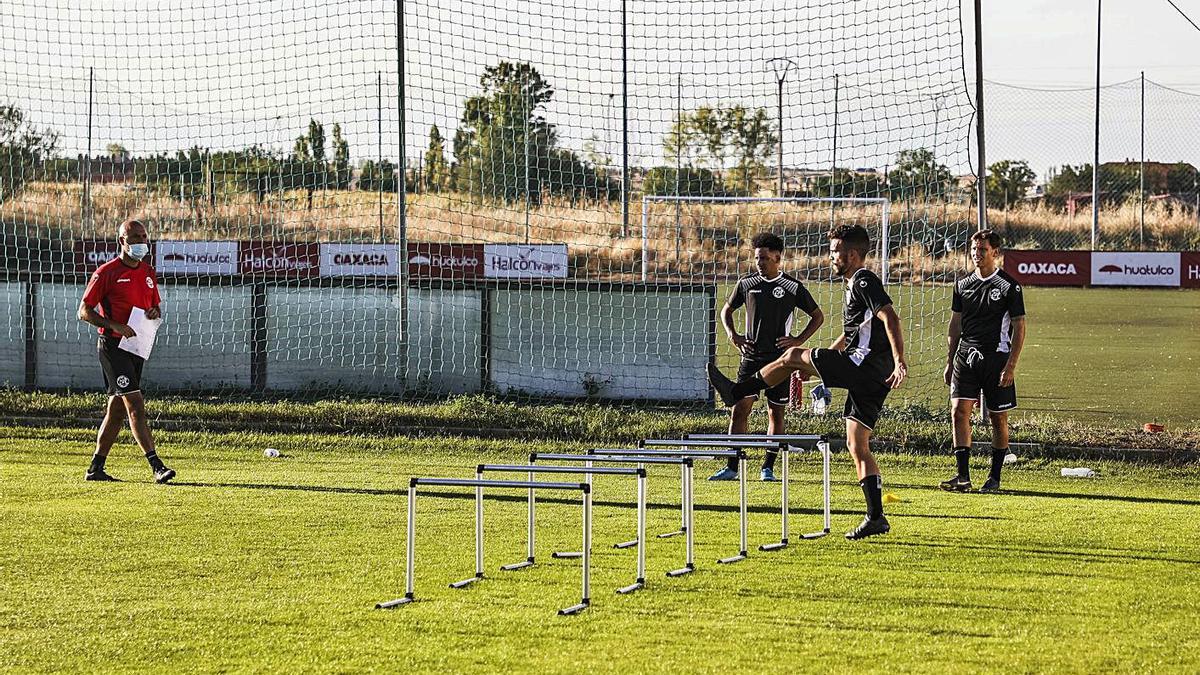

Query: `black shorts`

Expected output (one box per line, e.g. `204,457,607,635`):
98,336,144,396
738,354,790,407
810,348,891,430
950,346,1017,413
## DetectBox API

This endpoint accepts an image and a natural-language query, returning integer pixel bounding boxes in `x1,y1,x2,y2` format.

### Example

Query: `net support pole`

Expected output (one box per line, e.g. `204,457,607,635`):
396,0,410,348
619,0,629,239
881,201,891,283
1139,70,1145,250
974,0,988,232
1091,0,1102,250
84,67,94,234
641,197,649,281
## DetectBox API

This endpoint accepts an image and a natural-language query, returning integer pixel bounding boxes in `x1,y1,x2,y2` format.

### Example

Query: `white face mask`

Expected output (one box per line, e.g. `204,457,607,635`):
127,243,149,261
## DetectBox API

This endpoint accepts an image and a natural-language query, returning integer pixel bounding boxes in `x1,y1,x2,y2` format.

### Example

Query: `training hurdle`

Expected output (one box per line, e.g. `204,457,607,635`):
642,438,798,552
531,453,696,577
592,447,750,566
477,464,648,595
685,434,832,544
375,477,594,616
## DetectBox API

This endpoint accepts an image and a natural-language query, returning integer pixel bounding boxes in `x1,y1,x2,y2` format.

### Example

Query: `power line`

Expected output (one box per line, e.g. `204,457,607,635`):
1165,0,1200,33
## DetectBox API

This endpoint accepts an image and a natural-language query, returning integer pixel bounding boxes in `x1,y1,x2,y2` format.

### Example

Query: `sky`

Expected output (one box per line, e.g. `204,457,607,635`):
2,0,1199,180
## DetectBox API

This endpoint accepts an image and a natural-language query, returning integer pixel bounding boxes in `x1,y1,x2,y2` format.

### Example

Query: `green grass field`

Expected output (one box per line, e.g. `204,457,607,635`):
716,285,1200,428
4,425,1199,673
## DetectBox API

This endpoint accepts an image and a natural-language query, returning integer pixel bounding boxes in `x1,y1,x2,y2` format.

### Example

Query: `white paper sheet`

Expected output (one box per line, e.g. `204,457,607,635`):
118,306,162,360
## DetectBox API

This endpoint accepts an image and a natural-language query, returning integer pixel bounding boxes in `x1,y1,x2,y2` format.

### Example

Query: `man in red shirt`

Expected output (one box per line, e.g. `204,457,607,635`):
77,219,175,483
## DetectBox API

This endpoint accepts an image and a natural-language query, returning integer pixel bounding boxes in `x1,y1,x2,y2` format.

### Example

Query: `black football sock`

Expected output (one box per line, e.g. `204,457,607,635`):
144,451,165,471
725,449,741,473
88,453,107,473
860,474,884,519
954,446,971,480
729,374,768,400
762,450,777,471
989,447,1007,482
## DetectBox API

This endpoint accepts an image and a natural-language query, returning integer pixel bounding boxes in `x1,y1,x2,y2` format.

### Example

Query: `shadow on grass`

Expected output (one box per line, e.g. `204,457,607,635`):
871,539,1200,567
171,480,1003,520
886,482,1200,508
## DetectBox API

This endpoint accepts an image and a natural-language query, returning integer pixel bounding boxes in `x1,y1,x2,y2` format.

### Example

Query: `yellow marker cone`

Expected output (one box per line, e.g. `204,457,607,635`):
883,492,902,504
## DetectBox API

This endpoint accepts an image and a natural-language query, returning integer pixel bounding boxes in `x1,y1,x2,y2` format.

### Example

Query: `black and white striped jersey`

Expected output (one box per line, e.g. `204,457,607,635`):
952,268,1026,353
841,268,894,371
727,272,818,358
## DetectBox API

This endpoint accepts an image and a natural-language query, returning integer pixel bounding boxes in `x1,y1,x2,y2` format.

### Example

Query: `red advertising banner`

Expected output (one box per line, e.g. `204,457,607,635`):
1182,252,1200,289
406,243,483,279
239,242,320,277
1004,250,1091,286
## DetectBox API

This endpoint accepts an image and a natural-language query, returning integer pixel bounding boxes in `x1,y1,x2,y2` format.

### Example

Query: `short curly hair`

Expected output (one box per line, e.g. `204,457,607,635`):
750,232,784,253
970,229,1003,249
827,223,871,257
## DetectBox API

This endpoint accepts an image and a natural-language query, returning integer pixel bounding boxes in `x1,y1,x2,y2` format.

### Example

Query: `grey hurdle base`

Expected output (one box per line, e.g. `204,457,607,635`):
374,477,594,616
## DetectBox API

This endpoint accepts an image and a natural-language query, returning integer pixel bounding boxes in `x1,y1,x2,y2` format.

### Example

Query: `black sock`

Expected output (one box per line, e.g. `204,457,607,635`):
726,448,741,473
89,453,107,473
730,374,768,400
989,447,1007,482
860,474,884,519
145,451,165,471
762,451,777,471
954,446,971,480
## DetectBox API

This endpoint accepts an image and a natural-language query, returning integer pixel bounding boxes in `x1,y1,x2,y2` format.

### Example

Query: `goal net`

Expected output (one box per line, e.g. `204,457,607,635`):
1,0,973,407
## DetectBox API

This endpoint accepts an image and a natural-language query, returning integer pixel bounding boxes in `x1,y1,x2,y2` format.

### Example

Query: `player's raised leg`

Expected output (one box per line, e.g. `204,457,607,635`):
707,347,818,407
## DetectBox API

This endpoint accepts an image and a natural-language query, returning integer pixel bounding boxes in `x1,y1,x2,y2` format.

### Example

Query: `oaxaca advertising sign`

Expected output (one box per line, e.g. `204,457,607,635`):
155,241,238,275
1004,250,1091,286
320,243,399,277
483,244,569,278
1091,252,1180,287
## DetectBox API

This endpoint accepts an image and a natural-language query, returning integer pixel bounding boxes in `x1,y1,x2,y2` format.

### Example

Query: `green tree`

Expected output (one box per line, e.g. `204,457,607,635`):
423,125,449,193
291,118,329,209
358,159,397,192
641,166,724,197
331,123,351,190
724,105,777,195
0,104,59,204
887,148,953,200
1045,164,1092,198
986,159,1037,209
451,61,612,203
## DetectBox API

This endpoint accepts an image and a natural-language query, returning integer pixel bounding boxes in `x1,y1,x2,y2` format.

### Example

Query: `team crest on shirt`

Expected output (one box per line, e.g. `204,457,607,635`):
772,287,785,298
145,277,155,288
116,375,130,388
989,288,1002,301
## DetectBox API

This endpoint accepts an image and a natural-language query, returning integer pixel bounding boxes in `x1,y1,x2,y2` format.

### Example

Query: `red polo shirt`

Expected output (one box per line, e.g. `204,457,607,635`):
81,257,162,338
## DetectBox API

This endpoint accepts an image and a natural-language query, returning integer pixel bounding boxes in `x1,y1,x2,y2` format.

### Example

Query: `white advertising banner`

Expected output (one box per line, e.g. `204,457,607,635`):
320,244,400,277
1091,252,1181,287
155,241,238,275
484,244,569,279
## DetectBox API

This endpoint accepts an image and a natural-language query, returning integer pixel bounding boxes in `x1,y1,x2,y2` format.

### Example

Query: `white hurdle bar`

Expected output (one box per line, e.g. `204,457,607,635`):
374,477,594,616
532,453,696,577
477,464,648,595
686,434,832,541
595,447,750,566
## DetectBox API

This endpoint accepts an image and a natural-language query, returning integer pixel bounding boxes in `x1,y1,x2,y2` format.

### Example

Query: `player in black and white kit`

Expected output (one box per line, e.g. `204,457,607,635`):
708,232,824,481
707,224,907,540
940,229,1027,493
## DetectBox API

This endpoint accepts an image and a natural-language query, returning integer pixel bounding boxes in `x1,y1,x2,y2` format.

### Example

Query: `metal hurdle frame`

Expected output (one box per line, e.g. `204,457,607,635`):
374,477,594,616
531,453,697,577
593,447,750,566
641,439,791,553
685,434,832,543
477,464,648,595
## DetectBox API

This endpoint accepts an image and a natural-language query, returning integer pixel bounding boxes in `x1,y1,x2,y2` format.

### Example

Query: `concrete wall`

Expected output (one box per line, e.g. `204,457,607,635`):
0,282,24,387
490,289,711,400
11,281,712,401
